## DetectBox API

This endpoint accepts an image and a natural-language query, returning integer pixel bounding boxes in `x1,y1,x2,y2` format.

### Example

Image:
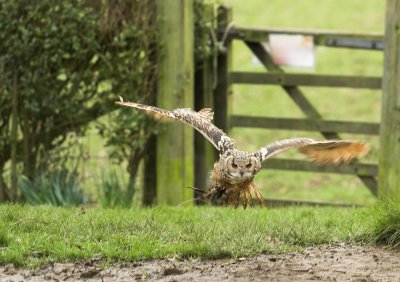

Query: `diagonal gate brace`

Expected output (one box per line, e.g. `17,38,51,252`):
243,41,377,196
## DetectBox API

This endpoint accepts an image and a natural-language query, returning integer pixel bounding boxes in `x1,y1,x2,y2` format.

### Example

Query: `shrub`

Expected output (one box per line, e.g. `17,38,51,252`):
18,169,87,206
98,170,135,208
0,0,158,201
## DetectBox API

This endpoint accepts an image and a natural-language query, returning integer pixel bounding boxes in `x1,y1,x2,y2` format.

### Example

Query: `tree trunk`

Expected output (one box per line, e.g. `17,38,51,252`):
143,134,157,206
126,147,145,204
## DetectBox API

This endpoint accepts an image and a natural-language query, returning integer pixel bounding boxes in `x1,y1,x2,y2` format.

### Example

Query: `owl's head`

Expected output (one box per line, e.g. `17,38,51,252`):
222,151,261,184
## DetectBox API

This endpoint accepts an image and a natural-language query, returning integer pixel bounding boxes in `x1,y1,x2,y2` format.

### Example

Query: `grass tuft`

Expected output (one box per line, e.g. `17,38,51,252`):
360,200,400,248
0,229,10,248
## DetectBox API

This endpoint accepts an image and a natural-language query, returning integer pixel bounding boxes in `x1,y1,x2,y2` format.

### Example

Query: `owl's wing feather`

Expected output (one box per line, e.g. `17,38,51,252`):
258,138,369,165
116,97,235,152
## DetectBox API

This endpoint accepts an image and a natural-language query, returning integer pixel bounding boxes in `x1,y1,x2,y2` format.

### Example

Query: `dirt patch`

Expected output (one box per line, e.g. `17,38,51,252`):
1,244,400,281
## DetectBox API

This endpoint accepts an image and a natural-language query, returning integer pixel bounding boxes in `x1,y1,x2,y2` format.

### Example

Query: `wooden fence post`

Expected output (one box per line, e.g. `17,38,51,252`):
155,0,194,205
379,0,400,199
143,134,157,206
194,4,218,203
214,5,233,133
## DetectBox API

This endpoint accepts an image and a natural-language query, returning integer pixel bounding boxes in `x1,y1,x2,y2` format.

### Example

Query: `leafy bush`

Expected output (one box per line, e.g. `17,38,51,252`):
18,169,87,206
0,0,159,201
98,171,135,208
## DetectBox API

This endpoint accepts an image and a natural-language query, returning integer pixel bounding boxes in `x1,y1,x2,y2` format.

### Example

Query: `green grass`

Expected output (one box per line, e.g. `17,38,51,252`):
360,200,400,248
1,203,399,268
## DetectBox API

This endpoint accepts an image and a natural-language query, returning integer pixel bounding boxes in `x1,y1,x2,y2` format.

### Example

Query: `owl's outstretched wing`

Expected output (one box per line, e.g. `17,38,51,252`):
116,97,236,152
257,138,369,165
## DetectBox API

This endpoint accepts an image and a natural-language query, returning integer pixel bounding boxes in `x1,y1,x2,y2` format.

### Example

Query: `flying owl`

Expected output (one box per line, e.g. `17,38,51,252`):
116,97,369,208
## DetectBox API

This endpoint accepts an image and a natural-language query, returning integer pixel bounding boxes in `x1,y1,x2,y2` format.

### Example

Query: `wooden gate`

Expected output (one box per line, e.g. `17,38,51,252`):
194,5,391,204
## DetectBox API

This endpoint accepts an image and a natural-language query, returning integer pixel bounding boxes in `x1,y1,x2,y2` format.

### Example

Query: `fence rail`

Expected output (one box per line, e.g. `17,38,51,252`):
231,72,382,89
230,116,380,135
220,26,384,50
264,159,378,177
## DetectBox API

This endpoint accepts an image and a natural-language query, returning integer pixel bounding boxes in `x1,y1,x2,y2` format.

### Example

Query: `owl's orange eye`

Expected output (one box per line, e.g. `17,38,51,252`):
246,163,252,168
232,163,238,168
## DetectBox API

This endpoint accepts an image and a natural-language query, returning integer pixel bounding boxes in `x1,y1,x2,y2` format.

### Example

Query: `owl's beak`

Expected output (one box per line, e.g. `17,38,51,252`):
239,170,245,177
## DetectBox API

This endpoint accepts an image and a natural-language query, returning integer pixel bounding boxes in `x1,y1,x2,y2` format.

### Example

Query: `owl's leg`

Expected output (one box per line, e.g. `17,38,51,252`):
239,189,248,209
241,183,252,209
247,184,257,207
226,189,240,208
250,182,265,207
232,194,240,209
247,188,255,208
243,188,253,209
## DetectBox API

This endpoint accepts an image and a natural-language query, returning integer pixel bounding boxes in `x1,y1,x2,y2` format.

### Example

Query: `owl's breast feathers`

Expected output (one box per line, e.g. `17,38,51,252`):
206,160,265,208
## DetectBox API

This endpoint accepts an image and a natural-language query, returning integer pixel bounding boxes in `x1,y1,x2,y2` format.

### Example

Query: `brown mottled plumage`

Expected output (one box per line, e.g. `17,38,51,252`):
116,97,370,208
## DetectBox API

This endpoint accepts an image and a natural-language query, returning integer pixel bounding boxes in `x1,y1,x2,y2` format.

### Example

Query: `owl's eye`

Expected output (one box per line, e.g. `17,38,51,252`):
232,163,238,168
246,163,252,168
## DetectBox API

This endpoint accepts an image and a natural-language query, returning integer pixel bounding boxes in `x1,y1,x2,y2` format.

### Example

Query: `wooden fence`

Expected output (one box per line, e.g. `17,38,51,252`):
193,1,400,205
149,0,400,206
208,5,382,198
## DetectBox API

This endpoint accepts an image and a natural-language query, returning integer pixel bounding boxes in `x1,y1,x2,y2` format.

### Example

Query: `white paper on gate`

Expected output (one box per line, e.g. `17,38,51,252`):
269,34,315,68
252,34,315,69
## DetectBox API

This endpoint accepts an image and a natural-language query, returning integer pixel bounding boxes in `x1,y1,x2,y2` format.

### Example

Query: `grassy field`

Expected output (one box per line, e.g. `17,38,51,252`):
1,202,399,268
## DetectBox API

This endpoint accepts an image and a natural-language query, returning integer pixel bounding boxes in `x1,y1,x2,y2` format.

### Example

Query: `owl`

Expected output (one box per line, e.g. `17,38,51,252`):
116,97,369,208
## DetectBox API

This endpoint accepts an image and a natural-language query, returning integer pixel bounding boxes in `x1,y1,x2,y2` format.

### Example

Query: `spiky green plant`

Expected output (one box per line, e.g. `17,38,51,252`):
98,170,135,208
18,169,87,206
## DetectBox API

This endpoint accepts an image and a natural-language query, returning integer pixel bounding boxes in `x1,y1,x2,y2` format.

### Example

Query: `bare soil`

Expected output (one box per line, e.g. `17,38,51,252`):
1,244,400,281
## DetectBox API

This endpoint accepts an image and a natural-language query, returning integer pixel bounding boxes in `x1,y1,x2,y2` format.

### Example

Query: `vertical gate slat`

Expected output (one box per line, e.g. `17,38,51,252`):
194,4,217,203
214,6,233,134
379,0,400,199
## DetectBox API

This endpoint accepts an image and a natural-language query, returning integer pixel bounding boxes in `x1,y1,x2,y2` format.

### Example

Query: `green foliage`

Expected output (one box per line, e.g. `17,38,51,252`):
98,171,135,208
194,0,219,63
18,169,87,206
0,1,104,172
94,1,159,191
0,0,159,200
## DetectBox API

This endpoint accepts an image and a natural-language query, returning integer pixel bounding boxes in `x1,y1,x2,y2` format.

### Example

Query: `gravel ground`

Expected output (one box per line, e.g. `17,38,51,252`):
1,244,400,281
